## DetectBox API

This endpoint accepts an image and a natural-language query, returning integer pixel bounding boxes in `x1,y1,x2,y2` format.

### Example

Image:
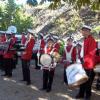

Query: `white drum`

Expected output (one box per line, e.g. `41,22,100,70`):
94,64,100,73
40,54,56,70
40,54,52,67
66,63,88,88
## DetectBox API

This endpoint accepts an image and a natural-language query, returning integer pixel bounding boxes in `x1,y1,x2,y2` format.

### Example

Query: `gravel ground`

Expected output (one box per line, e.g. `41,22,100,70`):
0,59,100,100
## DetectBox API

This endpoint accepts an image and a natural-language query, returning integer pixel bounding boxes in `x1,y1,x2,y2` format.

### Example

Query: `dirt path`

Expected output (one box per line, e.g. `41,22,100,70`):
0,59,100,100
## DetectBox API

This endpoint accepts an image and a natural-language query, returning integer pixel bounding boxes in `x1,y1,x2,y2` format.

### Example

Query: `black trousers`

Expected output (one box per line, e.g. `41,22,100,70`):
22,59,31,83
64,68,68,84
12,53,18,69
0,55,4,71
32,53,40,69
4,58,13,76
78,69,95,98
96,73,100,90
43,69,55,90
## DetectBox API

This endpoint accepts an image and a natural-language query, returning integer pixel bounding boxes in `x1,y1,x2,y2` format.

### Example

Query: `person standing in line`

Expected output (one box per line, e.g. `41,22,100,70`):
76,25,96,100
95,33,100,90
62,37,76,84
32,33,45,70
0,33,6,71
75,43,82,63
21,32,26,45
11,33,18,69
21,29,35,85
2,32,15,77
40,38,57,92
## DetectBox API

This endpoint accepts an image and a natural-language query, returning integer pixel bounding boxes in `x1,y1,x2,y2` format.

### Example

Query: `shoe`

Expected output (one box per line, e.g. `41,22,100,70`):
46,88,51,92
40,88,46,91
7,75,12,78
84,97,91,100
26,82,31,85
1,74,7,76
34,67,40,70
75,94,84,99
63,82,67,85
20,79,26,82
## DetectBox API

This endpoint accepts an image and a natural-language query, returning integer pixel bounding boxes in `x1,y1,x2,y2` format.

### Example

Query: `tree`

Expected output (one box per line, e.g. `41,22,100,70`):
36,0,100,10
0,0,34,33
12,7,34,32
27,0,38,6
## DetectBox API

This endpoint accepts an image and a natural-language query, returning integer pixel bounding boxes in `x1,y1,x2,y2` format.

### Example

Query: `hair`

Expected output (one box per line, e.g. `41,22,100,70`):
67,37,73,41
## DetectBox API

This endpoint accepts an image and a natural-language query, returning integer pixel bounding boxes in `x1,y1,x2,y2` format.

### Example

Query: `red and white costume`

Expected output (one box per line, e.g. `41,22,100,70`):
62,45,76,68
21,37,35,60
41,44,57,70
96,41,100,64
21,34,26,45
83,35,96,69
0,34,6,55
33,39,45,53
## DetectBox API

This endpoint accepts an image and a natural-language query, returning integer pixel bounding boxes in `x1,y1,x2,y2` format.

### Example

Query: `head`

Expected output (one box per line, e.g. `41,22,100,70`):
67,38,73,46
76,43,82,49
81,25,91,38
28,32,34,40
22,32,25,35
11,33,15,37
47,39,54,48
38,33,43,39
38,35,43,40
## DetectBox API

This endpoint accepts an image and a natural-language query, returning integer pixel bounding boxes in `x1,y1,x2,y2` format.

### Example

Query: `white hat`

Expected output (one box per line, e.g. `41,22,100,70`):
43,34,50,39
67,36,74,41
82,25,92,30
46,36,55,42
52,35,59,40
8,26,17,33
27,29,34,34
6,30,12,34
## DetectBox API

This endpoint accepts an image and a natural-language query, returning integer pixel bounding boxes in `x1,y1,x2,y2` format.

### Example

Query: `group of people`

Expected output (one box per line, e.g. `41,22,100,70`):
0,25,100,100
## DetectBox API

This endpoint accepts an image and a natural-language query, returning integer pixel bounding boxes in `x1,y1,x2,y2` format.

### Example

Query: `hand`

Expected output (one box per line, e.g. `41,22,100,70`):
23,52,26,55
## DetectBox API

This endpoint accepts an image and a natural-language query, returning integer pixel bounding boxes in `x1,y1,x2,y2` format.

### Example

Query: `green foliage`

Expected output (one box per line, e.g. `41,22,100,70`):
93,25,100,34
54,9,83,35
0,0,34,33
59,40,65,55
27,0,38,6
48,0,100,10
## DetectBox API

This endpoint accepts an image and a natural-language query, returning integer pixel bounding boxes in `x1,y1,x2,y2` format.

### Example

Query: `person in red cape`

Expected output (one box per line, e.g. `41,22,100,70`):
0,33,6,71
1,33,6,42
21,32,26,45
95,40,100,90
11,33,18,68
32,33,45,70
62,37,76,84
2,32,16,77
96,41,100,64
76,25,96,99
40,38,57,92
75,43,82,63
21,30,35,85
